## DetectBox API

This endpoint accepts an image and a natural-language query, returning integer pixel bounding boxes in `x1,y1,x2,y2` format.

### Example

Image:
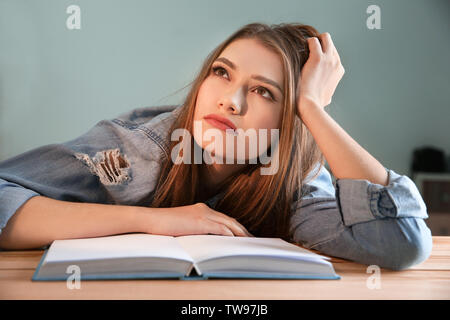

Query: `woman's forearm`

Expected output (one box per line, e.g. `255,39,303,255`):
0,196,154,250
300,97,389,186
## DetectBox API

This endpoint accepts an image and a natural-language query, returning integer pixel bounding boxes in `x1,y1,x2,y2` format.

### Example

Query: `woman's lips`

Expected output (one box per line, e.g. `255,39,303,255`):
204,118,236,132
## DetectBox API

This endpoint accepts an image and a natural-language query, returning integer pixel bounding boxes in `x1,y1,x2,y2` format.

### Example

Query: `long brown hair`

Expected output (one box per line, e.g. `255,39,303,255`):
150,22,325,242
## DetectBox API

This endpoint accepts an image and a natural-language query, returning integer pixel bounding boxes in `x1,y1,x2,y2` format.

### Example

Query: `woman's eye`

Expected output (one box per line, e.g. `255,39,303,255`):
211,65,275,101
255,87,275,101
212,66,229,78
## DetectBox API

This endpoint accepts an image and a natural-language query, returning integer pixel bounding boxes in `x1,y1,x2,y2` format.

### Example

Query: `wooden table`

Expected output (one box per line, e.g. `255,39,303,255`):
1,237,449,300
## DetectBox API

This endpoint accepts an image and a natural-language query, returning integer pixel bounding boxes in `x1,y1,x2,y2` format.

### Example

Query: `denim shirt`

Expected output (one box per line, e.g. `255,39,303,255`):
0,104,433,270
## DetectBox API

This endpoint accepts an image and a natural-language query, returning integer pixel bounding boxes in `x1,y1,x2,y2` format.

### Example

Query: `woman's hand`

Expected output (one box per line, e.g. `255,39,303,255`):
142,203,254,237
297,32,345,118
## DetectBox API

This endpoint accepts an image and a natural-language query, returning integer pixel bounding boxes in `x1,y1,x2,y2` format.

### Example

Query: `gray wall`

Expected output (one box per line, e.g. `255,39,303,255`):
1,0,449,177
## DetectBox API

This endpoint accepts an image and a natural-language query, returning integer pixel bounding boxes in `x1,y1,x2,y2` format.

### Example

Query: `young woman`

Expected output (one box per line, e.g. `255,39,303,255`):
0,23,432,270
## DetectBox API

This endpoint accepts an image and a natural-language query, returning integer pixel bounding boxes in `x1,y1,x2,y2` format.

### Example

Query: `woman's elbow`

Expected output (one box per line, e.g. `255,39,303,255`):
382,219,433,271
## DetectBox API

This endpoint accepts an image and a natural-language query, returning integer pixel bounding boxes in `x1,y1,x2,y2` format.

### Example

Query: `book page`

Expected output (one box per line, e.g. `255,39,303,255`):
175,235,330,263
44,233,194,263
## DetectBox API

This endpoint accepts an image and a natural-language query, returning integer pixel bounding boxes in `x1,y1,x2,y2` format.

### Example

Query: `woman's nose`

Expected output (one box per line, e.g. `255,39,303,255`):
220,87,245,114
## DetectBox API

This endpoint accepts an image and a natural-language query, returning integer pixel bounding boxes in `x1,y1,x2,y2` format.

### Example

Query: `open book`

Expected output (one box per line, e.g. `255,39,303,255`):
32,233,341,281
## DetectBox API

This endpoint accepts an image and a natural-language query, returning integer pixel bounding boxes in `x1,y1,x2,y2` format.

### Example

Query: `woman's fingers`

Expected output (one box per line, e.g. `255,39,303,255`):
319,33,343,67
206,210,252,237
318,32,334,53
307,37,323,57
204,219,235,237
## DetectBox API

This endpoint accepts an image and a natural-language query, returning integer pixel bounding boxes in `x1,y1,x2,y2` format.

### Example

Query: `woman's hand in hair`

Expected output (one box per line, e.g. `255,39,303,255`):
297,32,345,118
144,202,254,237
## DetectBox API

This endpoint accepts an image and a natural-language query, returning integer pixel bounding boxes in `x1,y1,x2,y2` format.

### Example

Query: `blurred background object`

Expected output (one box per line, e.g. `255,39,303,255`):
412,146,450,236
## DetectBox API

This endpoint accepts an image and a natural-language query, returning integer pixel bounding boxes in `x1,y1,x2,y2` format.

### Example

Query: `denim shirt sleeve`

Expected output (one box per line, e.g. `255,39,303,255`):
0,107,174,236
289,163,433,271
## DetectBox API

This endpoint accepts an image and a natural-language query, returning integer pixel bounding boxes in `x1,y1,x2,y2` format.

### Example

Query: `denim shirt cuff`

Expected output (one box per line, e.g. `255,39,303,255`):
335,168,397,226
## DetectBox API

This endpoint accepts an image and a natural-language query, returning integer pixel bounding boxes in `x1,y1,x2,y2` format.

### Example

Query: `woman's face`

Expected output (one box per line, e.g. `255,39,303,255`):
193,38,285,163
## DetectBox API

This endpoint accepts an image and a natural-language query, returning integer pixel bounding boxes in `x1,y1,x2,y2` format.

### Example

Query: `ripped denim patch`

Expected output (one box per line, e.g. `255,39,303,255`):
74,148,131,185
